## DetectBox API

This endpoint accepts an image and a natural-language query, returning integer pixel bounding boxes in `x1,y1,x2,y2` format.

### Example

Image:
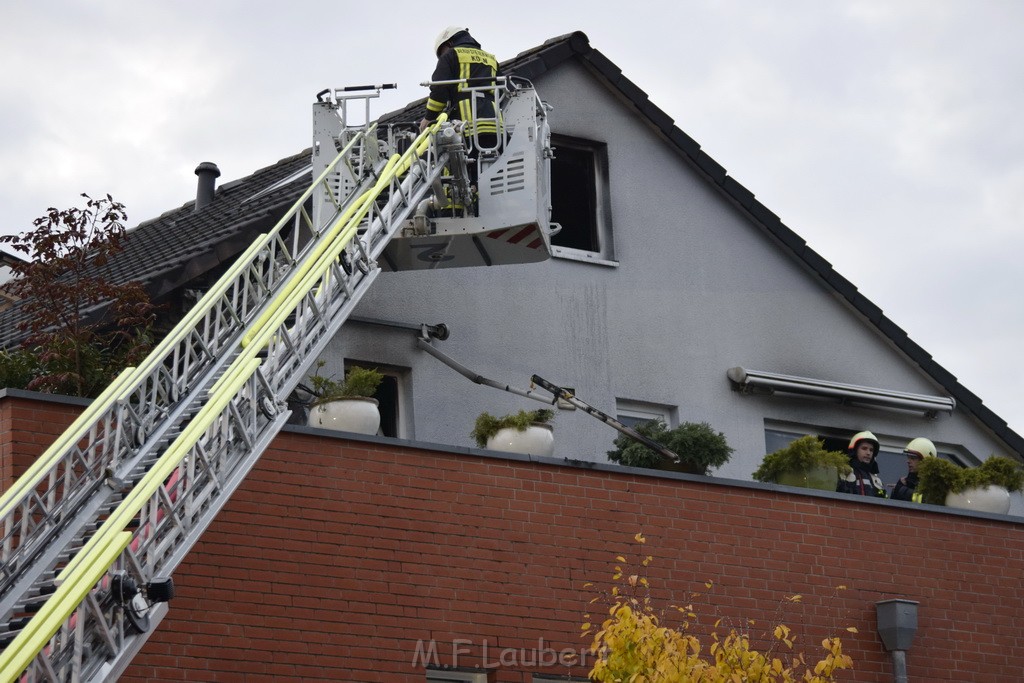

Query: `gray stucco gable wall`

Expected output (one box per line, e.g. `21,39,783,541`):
540,31,1023,458
326,53,1010,494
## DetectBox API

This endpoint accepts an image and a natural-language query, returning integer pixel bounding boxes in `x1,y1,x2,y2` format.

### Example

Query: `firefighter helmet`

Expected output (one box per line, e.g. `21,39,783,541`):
434,26,468,55
848,431,880,456
903,437,936,459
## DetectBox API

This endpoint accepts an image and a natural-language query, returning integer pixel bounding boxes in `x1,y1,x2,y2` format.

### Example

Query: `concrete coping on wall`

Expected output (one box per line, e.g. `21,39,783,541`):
290,423,1024,525
0,387,92,406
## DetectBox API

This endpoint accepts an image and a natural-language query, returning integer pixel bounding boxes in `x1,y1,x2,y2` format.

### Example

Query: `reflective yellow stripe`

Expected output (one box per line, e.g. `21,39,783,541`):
455,47,497,69
451,46,497,136
459,55,471,124
48,118,423,645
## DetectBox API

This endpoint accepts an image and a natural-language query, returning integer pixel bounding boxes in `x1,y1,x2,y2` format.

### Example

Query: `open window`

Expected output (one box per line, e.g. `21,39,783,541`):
765,424,971,496
549,135,615,264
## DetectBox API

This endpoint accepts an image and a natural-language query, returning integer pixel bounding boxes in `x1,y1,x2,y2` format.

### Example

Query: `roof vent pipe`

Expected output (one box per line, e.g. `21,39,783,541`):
194,162,221,211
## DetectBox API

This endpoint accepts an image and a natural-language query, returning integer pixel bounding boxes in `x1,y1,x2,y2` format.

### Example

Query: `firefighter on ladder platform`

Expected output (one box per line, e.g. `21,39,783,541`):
418,26,500,162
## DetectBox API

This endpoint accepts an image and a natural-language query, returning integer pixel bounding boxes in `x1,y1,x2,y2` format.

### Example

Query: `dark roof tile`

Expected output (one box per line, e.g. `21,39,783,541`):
640,103,674,135
668,129,701,157
899,337,932,364
769,223,807,253
800,248,832,276
849,293,883,324
877,317,907,343
920,359,956,387
721,176,756,210
693,152,727,184
511,57,547,82
0,151,311,346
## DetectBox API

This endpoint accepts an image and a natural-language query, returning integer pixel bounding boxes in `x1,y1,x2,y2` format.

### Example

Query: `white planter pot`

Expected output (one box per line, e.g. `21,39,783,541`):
486,424,554,456
945,485,1011,515
308,398,380,435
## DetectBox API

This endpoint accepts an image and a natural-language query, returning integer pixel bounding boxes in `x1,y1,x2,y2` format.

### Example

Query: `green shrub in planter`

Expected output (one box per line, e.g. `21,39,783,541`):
308,362,384,406
471,408,555,448
606,420,733,475
752,435,851,487
916,455,1024,506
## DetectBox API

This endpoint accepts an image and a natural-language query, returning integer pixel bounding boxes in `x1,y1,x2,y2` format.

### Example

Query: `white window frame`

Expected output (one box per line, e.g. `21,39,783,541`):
615,399,675,428
549,134,617,266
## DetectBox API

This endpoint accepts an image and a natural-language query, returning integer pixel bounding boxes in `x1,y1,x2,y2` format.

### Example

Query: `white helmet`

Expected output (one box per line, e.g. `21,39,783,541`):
848,430,880,457
903,437,936,459
434,26,468,55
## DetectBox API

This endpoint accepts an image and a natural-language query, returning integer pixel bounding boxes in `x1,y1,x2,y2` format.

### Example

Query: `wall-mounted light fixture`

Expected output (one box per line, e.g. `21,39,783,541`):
726,367,955,418
876,598,919,683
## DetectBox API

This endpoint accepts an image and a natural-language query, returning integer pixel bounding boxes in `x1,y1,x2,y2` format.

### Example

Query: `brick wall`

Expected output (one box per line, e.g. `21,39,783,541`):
130,433,1023,682
3,395,1022,682
0,392,83,486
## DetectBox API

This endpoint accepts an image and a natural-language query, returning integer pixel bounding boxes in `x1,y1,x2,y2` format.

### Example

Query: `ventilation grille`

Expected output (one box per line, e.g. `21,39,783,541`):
327,170,347,203
485,152,526,197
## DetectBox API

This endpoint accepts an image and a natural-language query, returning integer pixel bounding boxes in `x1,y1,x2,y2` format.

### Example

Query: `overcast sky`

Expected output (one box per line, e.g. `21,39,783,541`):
2,0,1022,437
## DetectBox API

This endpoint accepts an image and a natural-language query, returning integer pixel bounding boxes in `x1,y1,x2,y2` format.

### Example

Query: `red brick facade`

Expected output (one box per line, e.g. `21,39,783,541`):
0,392,84,487
3,394,1023,682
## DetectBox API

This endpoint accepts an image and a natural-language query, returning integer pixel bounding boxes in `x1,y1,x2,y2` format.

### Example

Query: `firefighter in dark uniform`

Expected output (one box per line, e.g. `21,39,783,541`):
891,437,936,502
837,430,888,498
418,26,499,154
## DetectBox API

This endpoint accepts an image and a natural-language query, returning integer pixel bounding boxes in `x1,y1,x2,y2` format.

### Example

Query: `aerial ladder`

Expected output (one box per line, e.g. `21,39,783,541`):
0,77,554,682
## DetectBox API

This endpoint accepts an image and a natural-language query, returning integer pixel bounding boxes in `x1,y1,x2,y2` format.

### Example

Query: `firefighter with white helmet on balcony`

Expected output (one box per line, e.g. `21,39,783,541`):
837,430,888,498
891,437,936,502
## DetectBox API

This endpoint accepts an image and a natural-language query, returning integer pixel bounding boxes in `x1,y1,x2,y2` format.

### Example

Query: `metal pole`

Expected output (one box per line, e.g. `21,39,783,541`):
413,331,683,463
529,375,681,463
416,338,553,405
890,650,908,683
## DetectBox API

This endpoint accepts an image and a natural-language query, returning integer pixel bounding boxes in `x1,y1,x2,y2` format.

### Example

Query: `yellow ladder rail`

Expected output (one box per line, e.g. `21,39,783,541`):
57,357,261,584
0,531,131,682
2,356,261,680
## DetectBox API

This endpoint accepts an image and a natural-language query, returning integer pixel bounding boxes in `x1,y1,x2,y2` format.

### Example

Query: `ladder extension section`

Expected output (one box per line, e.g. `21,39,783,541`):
0,100,451,681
